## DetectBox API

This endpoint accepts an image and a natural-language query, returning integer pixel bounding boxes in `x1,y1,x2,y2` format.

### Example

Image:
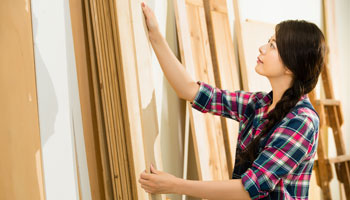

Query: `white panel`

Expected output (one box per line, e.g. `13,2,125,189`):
31,0,91,199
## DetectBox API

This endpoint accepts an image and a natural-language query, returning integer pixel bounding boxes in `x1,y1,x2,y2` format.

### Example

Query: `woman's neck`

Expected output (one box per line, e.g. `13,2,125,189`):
268,75,293,111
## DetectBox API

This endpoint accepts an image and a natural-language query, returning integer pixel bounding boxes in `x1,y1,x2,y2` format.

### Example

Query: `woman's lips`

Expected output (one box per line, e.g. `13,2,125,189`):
257,57,263,64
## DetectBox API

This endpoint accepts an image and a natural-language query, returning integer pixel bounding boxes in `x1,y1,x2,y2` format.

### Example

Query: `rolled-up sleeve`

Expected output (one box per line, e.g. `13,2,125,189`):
241,115,317,199
191,81,259,122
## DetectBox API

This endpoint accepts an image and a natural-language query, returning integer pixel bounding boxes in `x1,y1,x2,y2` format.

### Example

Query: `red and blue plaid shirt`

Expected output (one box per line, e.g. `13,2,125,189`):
192,82,319,200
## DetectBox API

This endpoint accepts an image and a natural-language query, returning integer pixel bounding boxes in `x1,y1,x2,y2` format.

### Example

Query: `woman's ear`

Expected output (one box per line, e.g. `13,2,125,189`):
285,68,293,75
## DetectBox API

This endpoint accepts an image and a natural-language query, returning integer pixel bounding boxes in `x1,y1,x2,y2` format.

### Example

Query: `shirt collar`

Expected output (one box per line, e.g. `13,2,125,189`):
256,91,308,109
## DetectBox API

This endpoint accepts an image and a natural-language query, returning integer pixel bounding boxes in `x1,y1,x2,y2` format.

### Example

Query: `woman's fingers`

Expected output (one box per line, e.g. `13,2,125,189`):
140,2,159,34
140,183,154,194
150,164,159,174
141,2,148,16
141,2,151,20
139,176,157,194
140,170,151,180
139,177,151,186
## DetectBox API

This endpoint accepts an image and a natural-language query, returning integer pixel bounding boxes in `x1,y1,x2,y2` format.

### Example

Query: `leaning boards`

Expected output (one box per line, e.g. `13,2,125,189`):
174,0,230,181
0,0,45,199
203,0,241,174
114,0,164,199
82,0,165,199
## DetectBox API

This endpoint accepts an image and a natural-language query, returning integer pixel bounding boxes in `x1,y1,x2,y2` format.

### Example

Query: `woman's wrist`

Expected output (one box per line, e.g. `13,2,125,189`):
172,177,186,194
148,29,163,44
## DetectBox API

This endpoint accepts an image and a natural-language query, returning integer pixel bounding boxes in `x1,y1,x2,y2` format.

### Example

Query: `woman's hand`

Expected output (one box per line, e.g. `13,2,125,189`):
141,2,160,40
138,164,180,194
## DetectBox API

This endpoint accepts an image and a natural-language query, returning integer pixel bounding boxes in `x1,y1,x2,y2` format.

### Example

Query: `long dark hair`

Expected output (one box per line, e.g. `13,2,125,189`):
237,20,326,166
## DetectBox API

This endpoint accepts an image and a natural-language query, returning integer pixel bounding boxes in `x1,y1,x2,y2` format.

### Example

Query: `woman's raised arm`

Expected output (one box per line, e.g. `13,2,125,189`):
141,2,199,102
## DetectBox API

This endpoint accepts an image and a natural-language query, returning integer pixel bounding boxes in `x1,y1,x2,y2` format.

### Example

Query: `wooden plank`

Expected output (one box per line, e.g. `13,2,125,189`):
88,0,120,198
114,0,165,199
313,103,333,199
83,0,115,199
0,0,45,199
83,0,145,199
112,0,148,198
203,0,241,175
175,0,229,181
316,99,340,106
69,0,108,199
232,0,249,91
323,0,349,169
322,0,339,100
329,155,350,164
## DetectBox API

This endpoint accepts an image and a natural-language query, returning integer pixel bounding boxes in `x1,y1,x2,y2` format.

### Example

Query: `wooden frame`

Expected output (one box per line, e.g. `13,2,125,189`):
311,0,350,199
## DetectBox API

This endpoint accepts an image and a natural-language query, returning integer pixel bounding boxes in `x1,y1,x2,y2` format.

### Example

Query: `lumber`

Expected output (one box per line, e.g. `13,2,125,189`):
203,0,241,174
175,0,229,181
0,0,45,199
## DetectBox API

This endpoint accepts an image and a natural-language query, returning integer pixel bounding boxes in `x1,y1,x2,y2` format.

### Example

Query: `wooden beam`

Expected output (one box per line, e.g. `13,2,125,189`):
232,0,249,91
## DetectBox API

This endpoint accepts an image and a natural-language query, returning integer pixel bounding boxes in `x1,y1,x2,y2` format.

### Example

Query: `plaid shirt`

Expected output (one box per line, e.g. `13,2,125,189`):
191,82,319,200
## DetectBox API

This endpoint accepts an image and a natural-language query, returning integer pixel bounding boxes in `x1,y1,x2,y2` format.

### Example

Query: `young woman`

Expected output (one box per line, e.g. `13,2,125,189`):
139,2,325,199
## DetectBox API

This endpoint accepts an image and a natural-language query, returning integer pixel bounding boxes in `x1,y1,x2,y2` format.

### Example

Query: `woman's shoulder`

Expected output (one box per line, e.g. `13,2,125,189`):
283,98,320,133
232,90,270,103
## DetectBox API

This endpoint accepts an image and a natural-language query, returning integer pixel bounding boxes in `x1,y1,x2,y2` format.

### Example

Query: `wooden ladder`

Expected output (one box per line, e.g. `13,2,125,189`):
309,82,350,199
309,0,350,199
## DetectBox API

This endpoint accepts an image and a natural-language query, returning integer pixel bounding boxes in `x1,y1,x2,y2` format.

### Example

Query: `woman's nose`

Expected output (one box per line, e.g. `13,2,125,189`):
259,45,266,55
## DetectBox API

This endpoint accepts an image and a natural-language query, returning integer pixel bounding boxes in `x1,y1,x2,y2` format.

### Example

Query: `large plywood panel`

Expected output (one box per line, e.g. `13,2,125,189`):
205,0,241,174
241,20,275,92
175,0,229,181
115,0,165,199
0,0,45,199
69,0,108,199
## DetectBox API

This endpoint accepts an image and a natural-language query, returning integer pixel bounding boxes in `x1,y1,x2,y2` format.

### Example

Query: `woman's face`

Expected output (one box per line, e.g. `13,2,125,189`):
255,35,291,78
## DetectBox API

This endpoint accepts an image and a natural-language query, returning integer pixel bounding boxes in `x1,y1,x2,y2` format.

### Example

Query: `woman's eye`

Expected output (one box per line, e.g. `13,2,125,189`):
270,43,275,48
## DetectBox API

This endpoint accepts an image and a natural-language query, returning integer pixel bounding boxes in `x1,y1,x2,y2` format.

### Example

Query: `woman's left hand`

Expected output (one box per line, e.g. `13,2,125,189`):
138,164,180,194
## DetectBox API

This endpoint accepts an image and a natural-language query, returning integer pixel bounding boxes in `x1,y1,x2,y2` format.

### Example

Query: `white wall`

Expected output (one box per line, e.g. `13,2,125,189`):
329,0,350,198
31,0,91,199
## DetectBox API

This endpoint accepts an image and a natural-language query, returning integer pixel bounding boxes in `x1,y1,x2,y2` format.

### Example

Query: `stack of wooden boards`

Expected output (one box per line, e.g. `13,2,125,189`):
174,0,241,181
81,0,164,199
70,0,349,199
75,0,245,199
74,0,246,199
72,0,270,199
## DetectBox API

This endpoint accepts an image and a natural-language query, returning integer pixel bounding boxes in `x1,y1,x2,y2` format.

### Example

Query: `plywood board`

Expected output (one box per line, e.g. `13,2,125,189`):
175,0,229,181
240,20,275,92
204,0,241,174
114,0,165,199
82,0,145,198
0,0,45,199
69,0,114,199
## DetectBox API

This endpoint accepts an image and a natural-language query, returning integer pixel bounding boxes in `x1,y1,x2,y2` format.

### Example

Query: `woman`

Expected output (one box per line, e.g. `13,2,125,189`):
139,2,325,199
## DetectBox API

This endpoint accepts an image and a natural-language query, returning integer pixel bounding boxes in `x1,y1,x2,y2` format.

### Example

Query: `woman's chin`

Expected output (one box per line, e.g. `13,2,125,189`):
255,65,264,75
